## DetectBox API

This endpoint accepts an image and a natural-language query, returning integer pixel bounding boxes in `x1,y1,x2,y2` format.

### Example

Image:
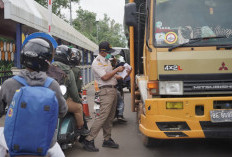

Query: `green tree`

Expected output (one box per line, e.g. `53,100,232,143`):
35,0,79,17
73,8,127,47
73,7,97,41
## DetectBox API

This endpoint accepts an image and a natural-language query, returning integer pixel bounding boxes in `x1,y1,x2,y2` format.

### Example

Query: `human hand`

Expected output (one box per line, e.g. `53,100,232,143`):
125,68,132,79
117,66,125,72
127,68,132,75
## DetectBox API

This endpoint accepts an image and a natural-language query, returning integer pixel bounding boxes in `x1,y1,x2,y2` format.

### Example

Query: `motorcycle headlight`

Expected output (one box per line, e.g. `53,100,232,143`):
159,81,183,95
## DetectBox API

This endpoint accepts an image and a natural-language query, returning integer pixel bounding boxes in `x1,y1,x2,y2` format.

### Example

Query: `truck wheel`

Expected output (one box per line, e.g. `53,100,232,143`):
143,135,161,147
143,135,153,147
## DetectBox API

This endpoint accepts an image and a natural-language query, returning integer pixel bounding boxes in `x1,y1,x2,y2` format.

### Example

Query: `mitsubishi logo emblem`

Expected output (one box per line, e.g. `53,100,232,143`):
219,62,228,70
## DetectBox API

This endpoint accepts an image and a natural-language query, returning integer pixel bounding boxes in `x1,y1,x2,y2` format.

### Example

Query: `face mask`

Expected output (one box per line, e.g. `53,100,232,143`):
105,54,112,60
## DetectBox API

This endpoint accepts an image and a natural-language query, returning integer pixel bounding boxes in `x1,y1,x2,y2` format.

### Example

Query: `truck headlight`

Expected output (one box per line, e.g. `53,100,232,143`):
159,81,183,95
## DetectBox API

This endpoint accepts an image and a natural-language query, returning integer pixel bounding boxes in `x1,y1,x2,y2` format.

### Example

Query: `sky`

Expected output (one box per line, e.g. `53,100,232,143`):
63,0,125,25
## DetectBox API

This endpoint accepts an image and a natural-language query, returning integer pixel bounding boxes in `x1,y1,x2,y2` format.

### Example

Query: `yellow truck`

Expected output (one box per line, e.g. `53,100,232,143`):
125,0,232,146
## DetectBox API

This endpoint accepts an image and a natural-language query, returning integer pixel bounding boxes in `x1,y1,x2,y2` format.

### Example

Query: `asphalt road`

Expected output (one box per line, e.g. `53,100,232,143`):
64,85,232,157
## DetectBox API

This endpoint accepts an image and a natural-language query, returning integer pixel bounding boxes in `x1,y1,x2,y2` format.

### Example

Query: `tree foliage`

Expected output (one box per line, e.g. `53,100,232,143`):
73,7,127,48
35,0,79,17
34,1,127,47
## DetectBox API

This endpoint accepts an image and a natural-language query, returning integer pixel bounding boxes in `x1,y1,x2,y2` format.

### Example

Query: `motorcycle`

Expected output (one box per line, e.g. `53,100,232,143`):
57,85,81,150
93,92,100,117
57,112,80,150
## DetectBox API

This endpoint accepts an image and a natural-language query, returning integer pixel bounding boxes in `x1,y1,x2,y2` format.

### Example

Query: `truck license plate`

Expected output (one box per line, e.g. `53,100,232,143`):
210,110,232,123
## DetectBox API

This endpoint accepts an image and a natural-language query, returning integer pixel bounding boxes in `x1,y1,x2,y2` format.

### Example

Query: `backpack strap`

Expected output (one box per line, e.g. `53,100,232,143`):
13,76,54,88
44,77,54,88
12,76,28,86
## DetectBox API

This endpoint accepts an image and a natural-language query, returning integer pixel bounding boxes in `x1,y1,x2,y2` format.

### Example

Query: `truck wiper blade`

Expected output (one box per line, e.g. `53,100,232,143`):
189,36,227,41
168,36,227,52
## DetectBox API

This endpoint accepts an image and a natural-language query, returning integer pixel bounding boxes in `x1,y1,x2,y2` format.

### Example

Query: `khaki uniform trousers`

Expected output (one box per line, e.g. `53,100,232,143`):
66,97,84,128
86,87,117,141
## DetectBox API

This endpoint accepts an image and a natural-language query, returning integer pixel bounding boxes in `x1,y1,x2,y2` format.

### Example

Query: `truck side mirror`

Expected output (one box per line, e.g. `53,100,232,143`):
124,2,137,27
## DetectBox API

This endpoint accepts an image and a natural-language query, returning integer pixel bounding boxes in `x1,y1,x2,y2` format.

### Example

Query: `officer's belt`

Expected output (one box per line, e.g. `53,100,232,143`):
99,85,117,89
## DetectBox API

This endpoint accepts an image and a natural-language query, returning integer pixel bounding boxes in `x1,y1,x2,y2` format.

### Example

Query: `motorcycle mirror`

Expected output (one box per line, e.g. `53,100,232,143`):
60,85,67,95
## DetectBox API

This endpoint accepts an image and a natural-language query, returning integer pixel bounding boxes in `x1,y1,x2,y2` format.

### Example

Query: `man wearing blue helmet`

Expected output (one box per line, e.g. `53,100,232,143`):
0,37,67,156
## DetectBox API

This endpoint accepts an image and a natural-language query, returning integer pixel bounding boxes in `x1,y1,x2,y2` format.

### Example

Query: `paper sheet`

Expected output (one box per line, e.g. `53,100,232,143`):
117,63,131,79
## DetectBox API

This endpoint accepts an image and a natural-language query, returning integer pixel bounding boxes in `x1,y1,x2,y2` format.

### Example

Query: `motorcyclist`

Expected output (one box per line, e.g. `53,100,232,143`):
70,48,90,143
70,48,89,125
0,38,68,156
70,48,83,93
53,45,89,135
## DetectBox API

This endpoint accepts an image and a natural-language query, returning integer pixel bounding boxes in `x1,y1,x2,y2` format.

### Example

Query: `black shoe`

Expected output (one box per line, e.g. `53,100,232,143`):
117,116,127,122
79,135,86,143
77,127,90,136
83,139,99,152
102,138,119,148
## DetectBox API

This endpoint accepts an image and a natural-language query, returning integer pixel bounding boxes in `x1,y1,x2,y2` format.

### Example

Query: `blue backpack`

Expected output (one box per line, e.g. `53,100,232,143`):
4,76,59,156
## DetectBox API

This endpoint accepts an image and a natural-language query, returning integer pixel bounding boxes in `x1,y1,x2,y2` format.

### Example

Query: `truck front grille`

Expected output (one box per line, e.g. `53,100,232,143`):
184,80,232,95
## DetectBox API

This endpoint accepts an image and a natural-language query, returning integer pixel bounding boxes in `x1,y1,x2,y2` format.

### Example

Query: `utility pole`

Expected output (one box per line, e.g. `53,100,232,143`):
96,21,99,43
69,0,72,25
48,0,52,34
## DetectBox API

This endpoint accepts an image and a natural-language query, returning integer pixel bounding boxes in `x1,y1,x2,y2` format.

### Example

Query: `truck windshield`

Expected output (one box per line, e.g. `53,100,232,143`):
154,0,232,47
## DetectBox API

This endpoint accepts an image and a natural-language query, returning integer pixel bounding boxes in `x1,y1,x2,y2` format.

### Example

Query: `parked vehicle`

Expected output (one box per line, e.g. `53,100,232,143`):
125,0,232,146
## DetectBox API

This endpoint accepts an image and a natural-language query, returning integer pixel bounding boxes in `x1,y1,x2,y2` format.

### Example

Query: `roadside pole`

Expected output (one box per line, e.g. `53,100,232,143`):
48,0,52,34
129,0,135,112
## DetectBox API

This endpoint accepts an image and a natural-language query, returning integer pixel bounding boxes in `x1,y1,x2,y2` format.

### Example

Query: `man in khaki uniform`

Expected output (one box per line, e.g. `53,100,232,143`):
83,41,124,152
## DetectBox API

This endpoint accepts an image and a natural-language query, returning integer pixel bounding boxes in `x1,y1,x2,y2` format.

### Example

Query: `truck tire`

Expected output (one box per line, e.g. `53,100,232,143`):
143,135,154,147
143,135,162,147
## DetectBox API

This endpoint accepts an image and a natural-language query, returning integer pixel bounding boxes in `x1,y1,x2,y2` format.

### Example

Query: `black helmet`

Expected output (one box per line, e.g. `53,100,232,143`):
54,45,71,64
70,48,81,66
21,38,53,72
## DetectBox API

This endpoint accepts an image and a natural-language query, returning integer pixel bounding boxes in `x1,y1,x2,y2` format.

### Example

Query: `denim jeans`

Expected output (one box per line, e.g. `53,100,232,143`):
117,90,124,116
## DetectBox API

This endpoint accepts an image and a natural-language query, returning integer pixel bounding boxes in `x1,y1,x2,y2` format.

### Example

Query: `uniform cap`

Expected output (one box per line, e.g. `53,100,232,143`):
99,41,115,53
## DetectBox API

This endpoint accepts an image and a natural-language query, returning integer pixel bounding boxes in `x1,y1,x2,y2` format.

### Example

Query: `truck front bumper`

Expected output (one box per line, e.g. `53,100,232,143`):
140,96,232,139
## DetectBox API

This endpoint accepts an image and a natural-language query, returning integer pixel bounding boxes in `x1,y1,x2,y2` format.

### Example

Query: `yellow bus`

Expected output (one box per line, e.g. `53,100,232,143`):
125,0,232,146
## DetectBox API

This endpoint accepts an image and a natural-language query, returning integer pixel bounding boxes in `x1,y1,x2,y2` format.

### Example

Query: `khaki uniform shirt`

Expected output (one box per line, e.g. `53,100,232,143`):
92,54,117,87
